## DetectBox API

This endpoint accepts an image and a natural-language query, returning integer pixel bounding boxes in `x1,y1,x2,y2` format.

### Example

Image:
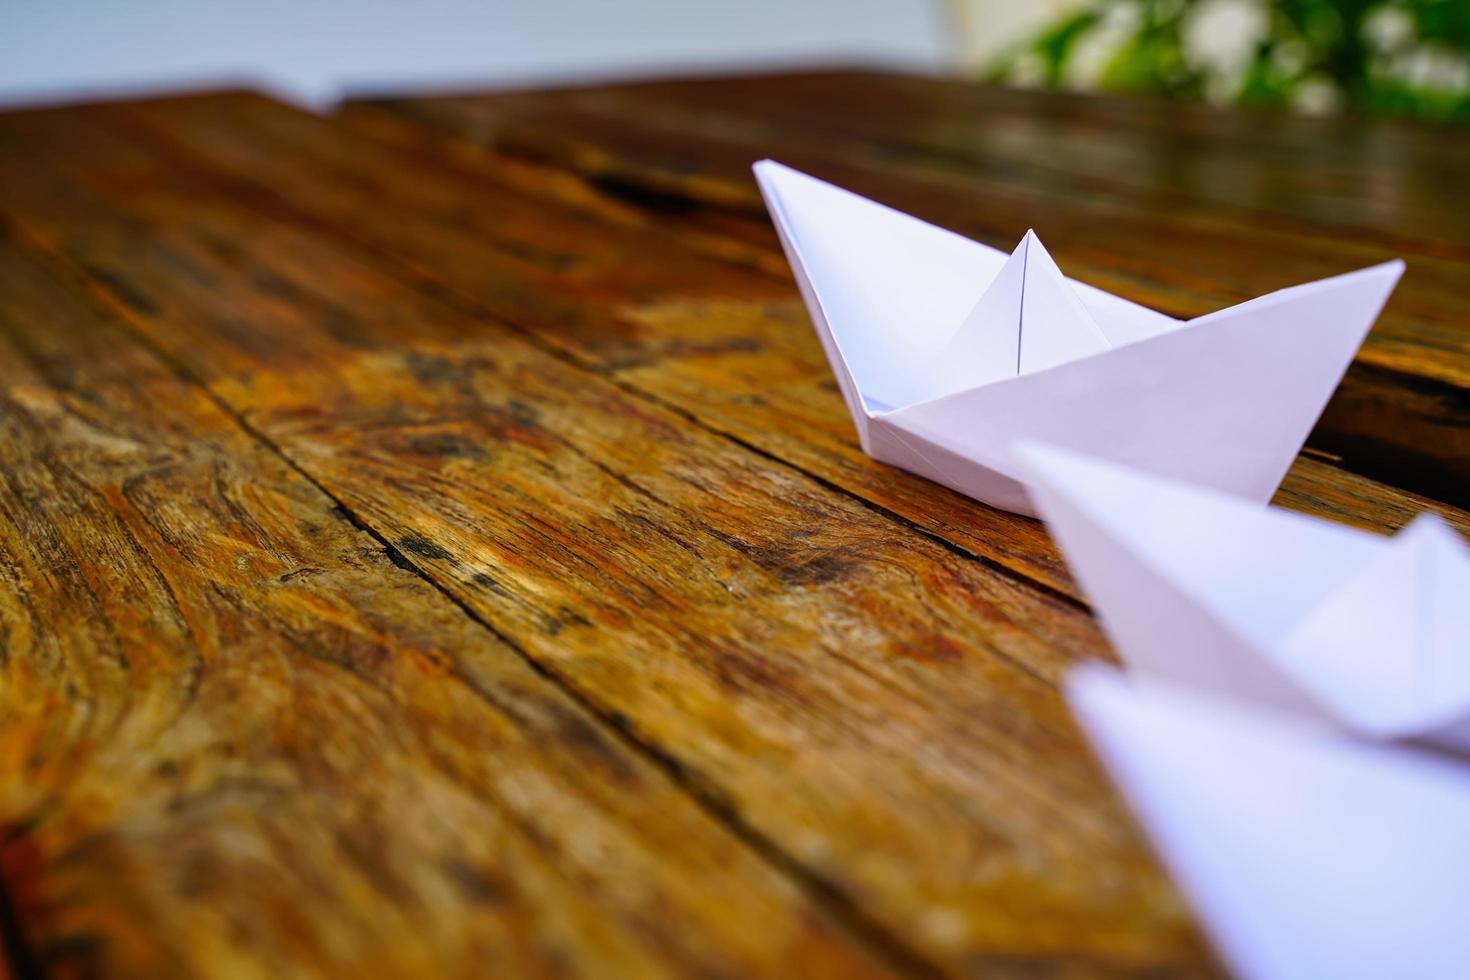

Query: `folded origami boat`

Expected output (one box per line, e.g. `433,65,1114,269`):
1018,442,1470,750
754,160,1405,516
1070,666,1470,980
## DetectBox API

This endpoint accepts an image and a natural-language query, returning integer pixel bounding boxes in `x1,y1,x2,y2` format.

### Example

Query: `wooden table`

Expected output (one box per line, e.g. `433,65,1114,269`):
0,69,1465,978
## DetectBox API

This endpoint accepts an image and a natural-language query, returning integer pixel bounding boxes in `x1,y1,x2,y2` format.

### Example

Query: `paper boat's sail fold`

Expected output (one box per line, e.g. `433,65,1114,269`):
1009,231,1113,374
1070,666,1470,980
898,231,1112,404
1020,443,1470,747
1279,513,1470,746
754,158,1405,515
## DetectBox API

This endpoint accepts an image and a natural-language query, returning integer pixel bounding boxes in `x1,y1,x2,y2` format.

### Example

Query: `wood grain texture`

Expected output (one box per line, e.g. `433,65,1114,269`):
0,74,1464,979
0,107,1220,976
351,73,1470,506
0,202,890,977
94,90,1470,605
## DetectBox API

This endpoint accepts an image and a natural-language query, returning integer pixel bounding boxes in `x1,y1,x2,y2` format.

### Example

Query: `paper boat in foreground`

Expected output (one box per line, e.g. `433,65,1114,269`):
754,160,1404,516
1019,442,1470,749
1071,666,1470,980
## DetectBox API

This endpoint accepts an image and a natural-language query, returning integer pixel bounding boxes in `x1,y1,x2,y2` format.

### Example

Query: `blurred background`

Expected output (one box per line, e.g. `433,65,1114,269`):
4,0,1467,119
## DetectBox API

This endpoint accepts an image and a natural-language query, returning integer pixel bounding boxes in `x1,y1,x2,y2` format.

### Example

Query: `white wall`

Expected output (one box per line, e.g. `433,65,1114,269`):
1,0,953,111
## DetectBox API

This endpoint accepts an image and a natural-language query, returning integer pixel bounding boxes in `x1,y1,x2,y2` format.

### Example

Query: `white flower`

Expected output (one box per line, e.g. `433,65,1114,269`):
1184,0,1268,77
1293,75,1343,114
1364,6,1414,52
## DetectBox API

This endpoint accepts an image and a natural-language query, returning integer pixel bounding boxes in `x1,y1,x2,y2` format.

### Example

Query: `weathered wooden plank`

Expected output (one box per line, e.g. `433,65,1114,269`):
356,80,1470,506
558,70,1470,252
0,221,891,977
368,84,1470,366
100,90,1470,602
107,92,1078,597
0,107,1218,976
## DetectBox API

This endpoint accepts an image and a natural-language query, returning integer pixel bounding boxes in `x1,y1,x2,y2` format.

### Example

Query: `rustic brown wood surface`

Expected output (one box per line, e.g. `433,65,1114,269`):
351,71,1470,508
0,70,1464,978
0,203,886,979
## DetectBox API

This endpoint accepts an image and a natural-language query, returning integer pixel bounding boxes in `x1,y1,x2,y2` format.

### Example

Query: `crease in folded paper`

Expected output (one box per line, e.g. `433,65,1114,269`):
889,230,1113,407
1018,442,1470,749
753,158,1404,516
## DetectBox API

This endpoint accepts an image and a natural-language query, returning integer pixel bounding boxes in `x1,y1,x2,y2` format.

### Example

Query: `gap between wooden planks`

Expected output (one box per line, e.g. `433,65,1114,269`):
354,74,1470,509
0,104,1224,976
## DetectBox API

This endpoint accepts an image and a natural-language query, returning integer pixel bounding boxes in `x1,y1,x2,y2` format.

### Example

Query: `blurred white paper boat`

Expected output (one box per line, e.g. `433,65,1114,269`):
1019,442,1470,750
754,160,1404,516
1070,665,1470,980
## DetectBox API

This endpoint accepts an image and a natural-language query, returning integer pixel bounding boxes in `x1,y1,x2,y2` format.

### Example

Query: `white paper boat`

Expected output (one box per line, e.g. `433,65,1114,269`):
1070,665,1470,980
754,160,1404,516
1018,442,1470,750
